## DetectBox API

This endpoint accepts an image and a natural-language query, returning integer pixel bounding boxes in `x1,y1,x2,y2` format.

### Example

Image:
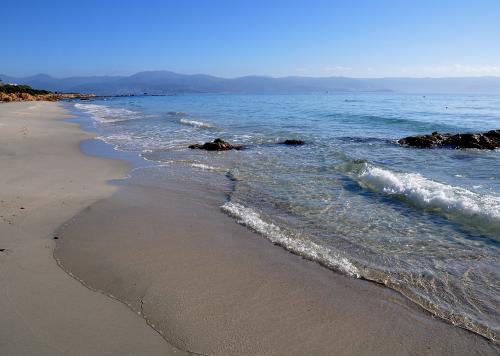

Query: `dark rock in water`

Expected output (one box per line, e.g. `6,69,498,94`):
189,138,244,151
398,130,500,150
281,139,305,145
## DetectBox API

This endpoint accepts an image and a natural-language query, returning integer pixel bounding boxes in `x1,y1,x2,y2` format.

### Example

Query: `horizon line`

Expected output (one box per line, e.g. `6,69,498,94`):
3,70,500,81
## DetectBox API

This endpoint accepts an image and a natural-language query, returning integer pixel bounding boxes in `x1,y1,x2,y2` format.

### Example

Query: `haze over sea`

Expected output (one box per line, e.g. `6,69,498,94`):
73,92,500,342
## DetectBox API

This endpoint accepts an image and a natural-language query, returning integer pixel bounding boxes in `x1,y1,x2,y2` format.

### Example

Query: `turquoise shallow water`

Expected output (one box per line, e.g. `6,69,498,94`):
73,93,500,341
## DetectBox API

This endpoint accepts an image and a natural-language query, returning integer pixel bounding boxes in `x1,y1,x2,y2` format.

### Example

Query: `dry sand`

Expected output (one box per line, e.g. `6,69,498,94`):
55,170,498,355
0,102,181,355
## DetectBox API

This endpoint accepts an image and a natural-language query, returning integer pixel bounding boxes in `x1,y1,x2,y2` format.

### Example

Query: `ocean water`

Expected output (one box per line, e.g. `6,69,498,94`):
73,93,500,342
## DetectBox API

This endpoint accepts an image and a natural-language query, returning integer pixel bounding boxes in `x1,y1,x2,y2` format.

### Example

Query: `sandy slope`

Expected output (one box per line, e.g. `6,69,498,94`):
0,102,180,355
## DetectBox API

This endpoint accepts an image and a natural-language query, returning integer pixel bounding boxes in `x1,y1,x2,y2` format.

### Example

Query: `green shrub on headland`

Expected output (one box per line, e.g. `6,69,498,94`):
0,83,52,95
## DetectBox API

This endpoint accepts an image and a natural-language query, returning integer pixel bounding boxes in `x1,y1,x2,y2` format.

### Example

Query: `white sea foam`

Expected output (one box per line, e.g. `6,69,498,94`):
221,202,360,277
357,163,500,229
98,133,135,141
75,103,141,123
179,118,214,128
190,163,217,171
95,134,136,150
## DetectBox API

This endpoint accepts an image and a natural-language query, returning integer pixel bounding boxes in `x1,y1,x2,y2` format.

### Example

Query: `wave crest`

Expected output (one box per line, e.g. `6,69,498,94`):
221,202,360,277
75,103,141,123
355,163,500,234
179,118,214,128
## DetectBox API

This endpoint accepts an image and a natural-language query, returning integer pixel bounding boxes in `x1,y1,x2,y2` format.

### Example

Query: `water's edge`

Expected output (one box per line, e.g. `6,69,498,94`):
63,100,498,345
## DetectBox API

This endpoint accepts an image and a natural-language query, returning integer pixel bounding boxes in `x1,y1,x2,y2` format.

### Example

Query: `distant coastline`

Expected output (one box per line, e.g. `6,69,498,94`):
2,71,500,96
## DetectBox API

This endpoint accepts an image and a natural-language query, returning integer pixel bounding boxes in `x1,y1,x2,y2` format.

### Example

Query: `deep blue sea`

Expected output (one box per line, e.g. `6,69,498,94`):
73,93,500,342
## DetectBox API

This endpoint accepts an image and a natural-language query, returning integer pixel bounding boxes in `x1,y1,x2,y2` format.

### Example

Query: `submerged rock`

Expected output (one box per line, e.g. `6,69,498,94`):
281,139,305,145
188,138,244,151
398,130,500,150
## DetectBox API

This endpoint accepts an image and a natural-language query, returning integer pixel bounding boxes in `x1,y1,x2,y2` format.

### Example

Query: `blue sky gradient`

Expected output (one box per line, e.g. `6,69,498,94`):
3,0,500,77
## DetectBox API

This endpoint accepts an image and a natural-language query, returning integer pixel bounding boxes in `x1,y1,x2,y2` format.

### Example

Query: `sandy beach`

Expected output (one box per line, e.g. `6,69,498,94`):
1,101,497,355
0,102,181,355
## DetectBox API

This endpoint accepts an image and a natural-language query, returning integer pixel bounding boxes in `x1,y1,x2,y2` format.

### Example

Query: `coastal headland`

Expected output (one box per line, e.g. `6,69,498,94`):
0,83,94,102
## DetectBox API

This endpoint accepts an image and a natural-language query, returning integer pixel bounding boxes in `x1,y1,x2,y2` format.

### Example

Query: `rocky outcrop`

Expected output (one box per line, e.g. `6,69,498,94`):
281,139,305,145
189,138,244,151
398,130,500,150
0,92,52,102
0,92,95,103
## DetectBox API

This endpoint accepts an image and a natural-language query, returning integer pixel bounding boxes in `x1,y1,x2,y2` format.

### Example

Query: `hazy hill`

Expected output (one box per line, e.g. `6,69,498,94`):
2,71,500,95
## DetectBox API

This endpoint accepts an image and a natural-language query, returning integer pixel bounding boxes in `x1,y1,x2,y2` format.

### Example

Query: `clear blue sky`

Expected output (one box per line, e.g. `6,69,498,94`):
3,0,500,78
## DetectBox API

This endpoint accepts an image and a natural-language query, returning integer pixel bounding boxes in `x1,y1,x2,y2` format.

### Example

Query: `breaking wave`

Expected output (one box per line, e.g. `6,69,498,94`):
353,163,500,235
75,103,143,123
179,118,215,129
221,202,360,277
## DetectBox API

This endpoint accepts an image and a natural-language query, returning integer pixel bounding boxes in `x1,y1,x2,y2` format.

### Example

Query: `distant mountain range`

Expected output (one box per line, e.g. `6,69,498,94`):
2,71,500,95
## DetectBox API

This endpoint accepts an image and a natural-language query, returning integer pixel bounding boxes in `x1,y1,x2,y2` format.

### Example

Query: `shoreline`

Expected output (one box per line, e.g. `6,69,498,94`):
0,102,180,355
53,103,497,354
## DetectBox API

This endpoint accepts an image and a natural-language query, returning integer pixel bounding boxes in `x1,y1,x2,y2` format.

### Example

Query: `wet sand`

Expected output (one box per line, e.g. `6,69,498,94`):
55,165,498,355
0,102,180,355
